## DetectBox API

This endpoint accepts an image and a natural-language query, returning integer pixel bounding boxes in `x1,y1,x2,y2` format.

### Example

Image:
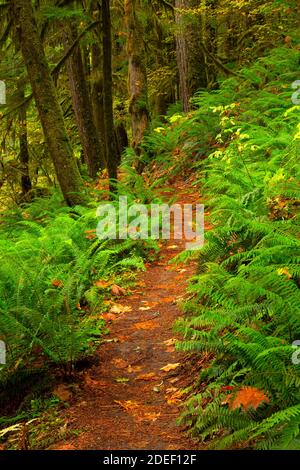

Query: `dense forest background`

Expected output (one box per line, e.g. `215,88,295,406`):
0,0,300,451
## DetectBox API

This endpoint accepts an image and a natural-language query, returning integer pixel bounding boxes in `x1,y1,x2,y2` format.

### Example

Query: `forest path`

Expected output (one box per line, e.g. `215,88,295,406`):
54,180,200,450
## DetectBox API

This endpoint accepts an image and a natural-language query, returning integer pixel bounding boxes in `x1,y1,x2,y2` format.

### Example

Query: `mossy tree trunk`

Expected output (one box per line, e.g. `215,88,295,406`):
124,0,149,154
91,43,107,167
65,22,106,178
17,82,32,198
12,0,85,206
102,0,118,188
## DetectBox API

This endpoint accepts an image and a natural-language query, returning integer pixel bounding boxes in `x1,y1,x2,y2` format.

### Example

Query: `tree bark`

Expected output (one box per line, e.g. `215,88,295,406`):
65,22,106,178
175,0,207,111
17,83,32,197
91,43,107,167
124,0,149,153
12,0,85,206
102,0,118,188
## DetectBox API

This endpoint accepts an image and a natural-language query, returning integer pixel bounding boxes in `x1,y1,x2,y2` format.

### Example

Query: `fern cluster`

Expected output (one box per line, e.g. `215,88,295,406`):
147,44,300,449
0,179,155,388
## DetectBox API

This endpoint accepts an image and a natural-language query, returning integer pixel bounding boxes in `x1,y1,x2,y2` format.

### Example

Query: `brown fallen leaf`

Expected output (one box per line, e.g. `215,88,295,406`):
136,372,157,381
160,297,174,303
165,389,184,405
109,304,132,314
111,284,126,296
85,230,96,240
101,313,118,322
160,363,180,372
139,306,151,311
227,386,269,410
115,400,140,412
137,412,161,422
134,320,158,330
112,358,128,369
127,365,142,373
163,338,177,347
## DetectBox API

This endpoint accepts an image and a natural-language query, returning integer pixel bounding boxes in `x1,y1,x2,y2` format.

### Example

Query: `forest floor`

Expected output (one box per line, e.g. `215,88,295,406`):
52,180,203,450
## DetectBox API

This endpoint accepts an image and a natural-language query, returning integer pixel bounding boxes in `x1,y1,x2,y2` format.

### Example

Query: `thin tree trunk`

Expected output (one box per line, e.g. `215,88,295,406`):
17,83,32,198
124,0,149,153
12,0,84,206
65,22,105,178
102,0,118,188
175,0,207,111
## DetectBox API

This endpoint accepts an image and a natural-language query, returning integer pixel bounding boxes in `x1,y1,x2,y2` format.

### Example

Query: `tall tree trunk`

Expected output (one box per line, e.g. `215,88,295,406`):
65,22,105,178
175,0,207,112
17,82,32,198
91,44,107,167
12,0,84,206
124,0,149,153
102,0,118,188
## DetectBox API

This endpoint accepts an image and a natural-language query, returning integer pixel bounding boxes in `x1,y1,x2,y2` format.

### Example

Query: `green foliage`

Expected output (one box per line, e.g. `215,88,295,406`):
0,190,151,386
143,44,300,449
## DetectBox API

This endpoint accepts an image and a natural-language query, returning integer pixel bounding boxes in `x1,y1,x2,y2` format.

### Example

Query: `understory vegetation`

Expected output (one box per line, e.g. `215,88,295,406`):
0,0,299,452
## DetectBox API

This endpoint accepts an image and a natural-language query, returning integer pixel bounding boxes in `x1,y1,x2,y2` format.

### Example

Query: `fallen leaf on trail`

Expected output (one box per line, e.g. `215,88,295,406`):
160,363,180,372
112,358,128,369
226,386,269,410
137,412,161,422
136,372,157,381
101,313,118,322
167,245,178,250
118,335,129,342
141,301,159,307
165,389,184,404
84,376,106,388
115,377,130,383
166,346,175,353
127,365,142,373
166,387,178,393
168,377,179,384
53,384,72,402
110,304,132,314
102,337,119,343
163,338,177,347
139,306,151,311
134,320,158,330
115,400,140,412
160,297,174,303
111,284,126,296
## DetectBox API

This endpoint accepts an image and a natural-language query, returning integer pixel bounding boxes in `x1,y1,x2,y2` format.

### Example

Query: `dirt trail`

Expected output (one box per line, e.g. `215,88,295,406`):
54,182,200,450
